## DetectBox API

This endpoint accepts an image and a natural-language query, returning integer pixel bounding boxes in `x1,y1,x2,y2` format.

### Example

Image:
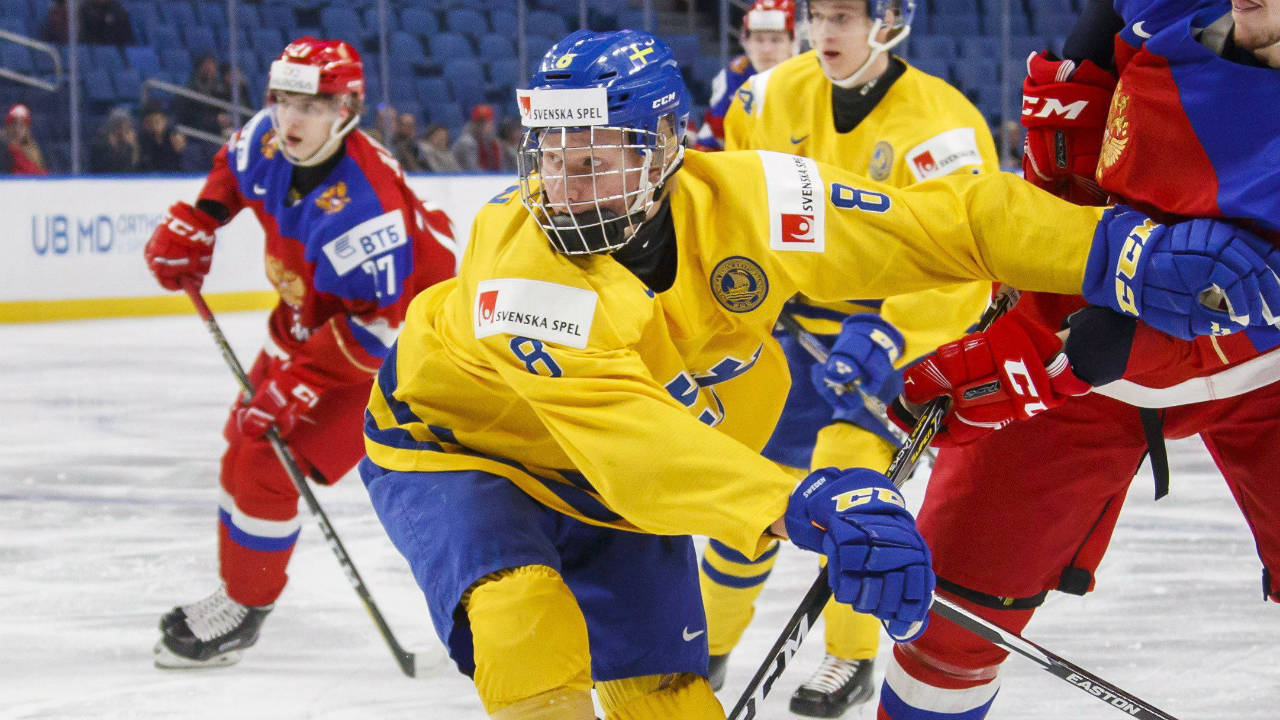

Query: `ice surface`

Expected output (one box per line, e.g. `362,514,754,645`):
2,312,1276,719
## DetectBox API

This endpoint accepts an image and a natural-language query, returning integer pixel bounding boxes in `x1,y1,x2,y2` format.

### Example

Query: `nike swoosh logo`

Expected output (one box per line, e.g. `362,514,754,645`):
253,184,268,195
682,626,705,642
1133,21,1151,38
790,134,808,145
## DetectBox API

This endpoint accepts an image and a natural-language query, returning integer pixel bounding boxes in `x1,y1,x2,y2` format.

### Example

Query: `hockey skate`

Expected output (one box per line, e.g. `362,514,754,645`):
154,585,273,669
708,653,729,691
789,655,876,718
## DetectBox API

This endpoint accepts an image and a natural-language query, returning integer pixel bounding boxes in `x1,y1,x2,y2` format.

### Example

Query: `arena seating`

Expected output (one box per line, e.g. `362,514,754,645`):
0,0,1083,172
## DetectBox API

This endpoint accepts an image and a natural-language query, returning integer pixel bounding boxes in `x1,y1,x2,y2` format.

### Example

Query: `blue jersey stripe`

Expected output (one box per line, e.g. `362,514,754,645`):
374,344,429,428
367,410,622,525
364,411,446,453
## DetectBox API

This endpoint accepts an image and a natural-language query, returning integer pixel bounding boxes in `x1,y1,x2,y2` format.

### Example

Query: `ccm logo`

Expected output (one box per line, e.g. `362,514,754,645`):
651,91,676,109
1114,219,1159,316
1021,96,1089,120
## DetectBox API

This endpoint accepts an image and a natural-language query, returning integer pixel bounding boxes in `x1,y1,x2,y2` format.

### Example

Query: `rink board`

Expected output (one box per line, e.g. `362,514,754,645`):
0,173,514,323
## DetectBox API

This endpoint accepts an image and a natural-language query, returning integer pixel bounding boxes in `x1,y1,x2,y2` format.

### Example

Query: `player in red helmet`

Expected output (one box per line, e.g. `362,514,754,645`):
146,37,458,669
692,0,797,150
265,37,365,165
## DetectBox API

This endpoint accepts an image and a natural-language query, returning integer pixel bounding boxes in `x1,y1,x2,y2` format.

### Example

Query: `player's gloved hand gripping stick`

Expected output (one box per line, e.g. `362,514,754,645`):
774,311,932,460
730,288,1182,720
180,279,422,678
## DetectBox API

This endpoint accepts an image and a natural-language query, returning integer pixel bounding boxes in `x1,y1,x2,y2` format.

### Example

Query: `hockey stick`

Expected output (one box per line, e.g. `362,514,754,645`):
772,311,932,459
729,289,1179,720
181,280,419,678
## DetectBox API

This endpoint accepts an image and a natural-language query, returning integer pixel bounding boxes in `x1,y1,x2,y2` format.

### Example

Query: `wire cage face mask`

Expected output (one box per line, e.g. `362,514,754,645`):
517,121,682,256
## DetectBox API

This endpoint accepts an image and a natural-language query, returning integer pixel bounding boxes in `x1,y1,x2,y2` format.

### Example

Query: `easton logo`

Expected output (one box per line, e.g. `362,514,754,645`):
913,151,938,175
477,290,499,323
780,213,816,243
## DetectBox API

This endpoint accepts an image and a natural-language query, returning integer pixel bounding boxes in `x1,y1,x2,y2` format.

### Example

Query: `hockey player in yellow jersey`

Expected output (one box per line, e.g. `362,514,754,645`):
359,29,1280,720
703,1,997,713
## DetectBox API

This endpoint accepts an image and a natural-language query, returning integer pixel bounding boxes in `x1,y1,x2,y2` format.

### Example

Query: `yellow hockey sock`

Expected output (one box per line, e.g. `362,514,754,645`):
464,565,594,717
596,673,725,720
822,596,881,661
489,687,596,720
699,537,781,655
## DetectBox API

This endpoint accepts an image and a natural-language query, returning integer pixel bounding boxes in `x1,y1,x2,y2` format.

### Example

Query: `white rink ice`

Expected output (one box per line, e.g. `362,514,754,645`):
3,311,1279,719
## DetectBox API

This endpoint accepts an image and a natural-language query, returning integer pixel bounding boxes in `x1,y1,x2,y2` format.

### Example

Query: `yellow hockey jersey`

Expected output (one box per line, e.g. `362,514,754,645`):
724,52,999,359
365,150,1102,560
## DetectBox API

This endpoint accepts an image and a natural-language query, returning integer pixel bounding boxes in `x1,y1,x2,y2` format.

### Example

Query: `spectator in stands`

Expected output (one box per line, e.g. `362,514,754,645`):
367,103,397,147
221,61,253,108
390,112,427,172
90,107,140,173
139,100,181,172
421,123,460,173
497,116,521,172
451,103,501,172
39,0,68,43
2,104,48,175
176,54,228,137
169,128,205,173
80,0,136,45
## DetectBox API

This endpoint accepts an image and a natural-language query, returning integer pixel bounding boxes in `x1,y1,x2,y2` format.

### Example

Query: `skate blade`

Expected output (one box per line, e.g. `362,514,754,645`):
153,640,243,669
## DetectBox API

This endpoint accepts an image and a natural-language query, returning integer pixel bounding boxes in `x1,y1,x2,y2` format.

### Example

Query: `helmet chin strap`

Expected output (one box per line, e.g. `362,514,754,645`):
824,19,911,89
276,111,361,167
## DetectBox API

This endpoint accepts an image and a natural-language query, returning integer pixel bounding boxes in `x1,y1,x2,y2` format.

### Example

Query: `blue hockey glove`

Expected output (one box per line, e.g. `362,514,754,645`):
785,467,934,642
811,313,905,412
1083,207,1280,340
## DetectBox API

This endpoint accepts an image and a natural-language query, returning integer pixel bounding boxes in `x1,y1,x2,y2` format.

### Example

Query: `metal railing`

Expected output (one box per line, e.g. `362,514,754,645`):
0,29,63,92
139,76,255,147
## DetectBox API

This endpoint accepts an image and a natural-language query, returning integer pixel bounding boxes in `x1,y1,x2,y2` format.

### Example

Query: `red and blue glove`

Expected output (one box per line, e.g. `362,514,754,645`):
889,312,1090,447
1020,51,1116,206
785,467,934,642
144,201,219,291
233,359,324,440
1084,207,1280,340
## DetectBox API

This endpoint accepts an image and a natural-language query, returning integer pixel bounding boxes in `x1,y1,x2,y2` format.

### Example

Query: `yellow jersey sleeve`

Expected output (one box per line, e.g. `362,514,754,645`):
694,150,1102,303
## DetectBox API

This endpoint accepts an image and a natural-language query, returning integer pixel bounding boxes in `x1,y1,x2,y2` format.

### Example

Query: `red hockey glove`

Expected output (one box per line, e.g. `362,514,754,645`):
233,360,324,440
1020,51,1117,205
889,313,1091,447
144,202,219,291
